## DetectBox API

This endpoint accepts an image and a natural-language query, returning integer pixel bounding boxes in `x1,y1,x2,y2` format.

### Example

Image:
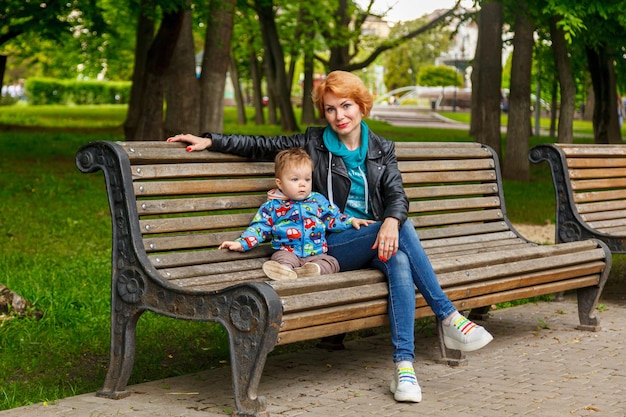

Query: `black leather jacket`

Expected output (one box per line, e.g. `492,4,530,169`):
205,126,409,225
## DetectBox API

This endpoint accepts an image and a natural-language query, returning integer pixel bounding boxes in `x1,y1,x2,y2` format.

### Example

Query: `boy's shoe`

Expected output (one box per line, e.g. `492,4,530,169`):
262,261,297,280
442,312,493,352
293,262,321,277
389,362,422,403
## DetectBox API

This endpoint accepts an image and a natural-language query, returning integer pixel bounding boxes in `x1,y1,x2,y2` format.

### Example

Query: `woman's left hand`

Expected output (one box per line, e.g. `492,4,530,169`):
372,217,400,262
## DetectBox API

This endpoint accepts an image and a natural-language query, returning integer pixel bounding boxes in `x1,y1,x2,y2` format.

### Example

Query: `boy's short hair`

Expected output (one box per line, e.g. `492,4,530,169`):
274,148,313,178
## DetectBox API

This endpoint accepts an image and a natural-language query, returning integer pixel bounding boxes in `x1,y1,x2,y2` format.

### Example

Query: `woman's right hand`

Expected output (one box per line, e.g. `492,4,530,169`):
166,133,212,152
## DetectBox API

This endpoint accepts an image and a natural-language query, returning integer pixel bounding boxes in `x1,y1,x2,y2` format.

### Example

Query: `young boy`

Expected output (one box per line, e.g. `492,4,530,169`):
219,148,372,280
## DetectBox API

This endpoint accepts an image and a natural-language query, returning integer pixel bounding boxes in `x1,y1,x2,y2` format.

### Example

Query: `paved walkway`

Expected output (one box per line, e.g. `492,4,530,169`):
2,288,625,417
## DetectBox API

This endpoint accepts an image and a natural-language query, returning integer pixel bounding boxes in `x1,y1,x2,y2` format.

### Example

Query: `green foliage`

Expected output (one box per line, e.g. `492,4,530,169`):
24,78,131,105
417,65,463,87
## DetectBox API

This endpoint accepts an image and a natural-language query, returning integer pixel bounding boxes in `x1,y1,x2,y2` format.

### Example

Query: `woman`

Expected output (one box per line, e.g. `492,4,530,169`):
168,70,493,403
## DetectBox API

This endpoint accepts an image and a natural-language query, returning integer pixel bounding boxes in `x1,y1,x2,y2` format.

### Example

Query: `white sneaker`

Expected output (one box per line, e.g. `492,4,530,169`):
442,312,493,352
389,363,422,403
262,261,297,280
293,262,321,277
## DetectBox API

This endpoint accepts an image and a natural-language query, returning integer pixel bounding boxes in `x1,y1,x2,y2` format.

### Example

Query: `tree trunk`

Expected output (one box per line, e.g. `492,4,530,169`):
0,55,7,95
199,0,236,134
301,51,316,125
327,0,352,71
549,79,558,137
123,0,155,140
164,9,200,138
300,5,317,125
230,55,247,125
504,8,533,181
249,52,265,125
474,1,503,158
469,21,481,137
584,84,594,121
134,8,185,141
264,58,278,125
586,46,622,144
255,0,298,132
550,17,575,144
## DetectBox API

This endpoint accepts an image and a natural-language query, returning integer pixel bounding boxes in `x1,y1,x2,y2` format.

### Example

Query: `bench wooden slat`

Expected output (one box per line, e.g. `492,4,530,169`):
119,142,250,163
131,162,275,179
137,195,268,216
594,225,626,235
395,146,491,159
410,196,500,214
134,178,275,196
149,245,274,268
412,209,503,228
144,231,233,252
402,169,496,184
573,189,626,203
269,269,385,297
418,223,511,241
420,230,518,249
571,177,626,191
557,144,626,157
398,158,495,172
140,212,255,234
566,158,626,168
576,200,626,215
584,218,626,230
426,238,529,257
161,258,267,280
567,167,626,179
404,183,498,199
281,282,389,313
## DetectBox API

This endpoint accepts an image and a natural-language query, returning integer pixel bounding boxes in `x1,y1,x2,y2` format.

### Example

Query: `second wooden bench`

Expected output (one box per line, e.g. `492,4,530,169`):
530,143,626,252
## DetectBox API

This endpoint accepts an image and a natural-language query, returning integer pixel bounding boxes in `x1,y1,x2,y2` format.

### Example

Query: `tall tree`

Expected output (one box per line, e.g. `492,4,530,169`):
199,0,236,133
504,3,534,181
133,6,185,140
254,0,298,132
473,0,503,158
123,0,155,140
549,16,576,143
586,46,622,143
164,8,200,138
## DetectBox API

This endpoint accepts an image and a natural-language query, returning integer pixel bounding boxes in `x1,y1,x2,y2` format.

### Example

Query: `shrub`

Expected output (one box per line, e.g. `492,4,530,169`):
24,78,131,105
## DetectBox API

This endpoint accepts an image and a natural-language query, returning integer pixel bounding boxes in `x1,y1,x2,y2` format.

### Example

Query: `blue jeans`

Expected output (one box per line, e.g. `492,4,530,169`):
327,221,456,363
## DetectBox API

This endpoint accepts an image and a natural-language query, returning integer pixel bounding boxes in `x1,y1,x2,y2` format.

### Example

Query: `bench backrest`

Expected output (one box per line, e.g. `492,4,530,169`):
85,140,515,290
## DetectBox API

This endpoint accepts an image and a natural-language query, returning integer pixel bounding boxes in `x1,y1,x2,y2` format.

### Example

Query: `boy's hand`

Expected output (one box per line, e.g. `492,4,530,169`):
350,218,374,230
219,241,244,251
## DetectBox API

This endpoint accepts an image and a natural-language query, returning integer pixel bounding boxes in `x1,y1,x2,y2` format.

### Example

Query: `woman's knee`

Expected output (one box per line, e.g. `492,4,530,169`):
381,251,414,288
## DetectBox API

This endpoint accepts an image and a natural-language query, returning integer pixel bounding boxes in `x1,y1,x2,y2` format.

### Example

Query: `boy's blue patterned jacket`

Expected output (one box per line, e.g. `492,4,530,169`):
236,189,353,257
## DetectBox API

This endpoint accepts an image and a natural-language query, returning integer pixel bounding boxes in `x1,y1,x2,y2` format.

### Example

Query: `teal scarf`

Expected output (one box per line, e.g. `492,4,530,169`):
322,121,368,169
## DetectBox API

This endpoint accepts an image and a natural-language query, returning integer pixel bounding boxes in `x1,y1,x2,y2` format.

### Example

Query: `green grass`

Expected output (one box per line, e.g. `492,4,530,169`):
0,103,614,410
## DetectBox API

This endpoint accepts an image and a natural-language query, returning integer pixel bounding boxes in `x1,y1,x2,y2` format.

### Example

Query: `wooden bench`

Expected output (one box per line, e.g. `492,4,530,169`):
530,143,626,252
76,140,611,417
